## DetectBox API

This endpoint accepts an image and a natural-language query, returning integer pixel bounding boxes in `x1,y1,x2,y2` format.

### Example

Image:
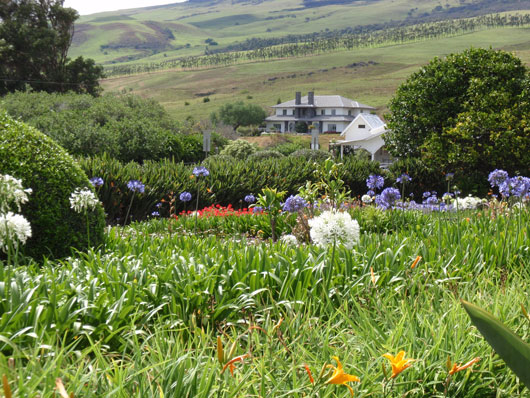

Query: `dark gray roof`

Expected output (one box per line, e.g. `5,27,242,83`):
272,95,375,109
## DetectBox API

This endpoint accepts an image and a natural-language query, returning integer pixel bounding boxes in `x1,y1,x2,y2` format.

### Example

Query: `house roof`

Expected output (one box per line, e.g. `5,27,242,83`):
340,114,388,140
272,95,375,109
265,115,354,122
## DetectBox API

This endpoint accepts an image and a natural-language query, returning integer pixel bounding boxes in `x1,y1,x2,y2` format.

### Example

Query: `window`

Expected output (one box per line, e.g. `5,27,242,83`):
358,124,366,129
282,109,287,115
321,109,325,115
348,110,352,116
360,110,364,113
331,109,336,116
273,124,282,131
328,124,337,132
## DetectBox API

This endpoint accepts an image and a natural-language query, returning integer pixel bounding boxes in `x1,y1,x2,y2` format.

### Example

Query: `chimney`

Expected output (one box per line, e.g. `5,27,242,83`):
308,91,314,105
295,91,301,105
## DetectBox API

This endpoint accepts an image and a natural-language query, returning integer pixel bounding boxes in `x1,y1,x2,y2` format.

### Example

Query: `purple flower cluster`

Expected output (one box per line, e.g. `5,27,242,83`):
89,177,104,187
282,195,308,212
244,194,256,204
396,173,411,183
127,180,145,193
193,166,210,177
375,187,401,209
180,191,192,202
445,172,455,181
366,174,384,191
488,169,530,198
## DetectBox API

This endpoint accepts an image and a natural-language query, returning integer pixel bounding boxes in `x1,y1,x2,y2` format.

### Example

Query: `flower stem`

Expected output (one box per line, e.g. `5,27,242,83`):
194,184,200,234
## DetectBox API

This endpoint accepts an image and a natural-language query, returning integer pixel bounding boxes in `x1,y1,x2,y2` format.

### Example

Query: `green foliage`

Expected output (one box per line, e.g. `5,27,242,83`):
462,301,530,389
0,1,104,95
1,91,225,163
78,155,382,222
212,101,267,130
254,187,286,241
236,125,260,136
289,148,330,161
388,157,445,198
248,149,284,160
294,121,309,134
386,48,530,191
219,139,258,159
272,140,306,156
0,112,105,259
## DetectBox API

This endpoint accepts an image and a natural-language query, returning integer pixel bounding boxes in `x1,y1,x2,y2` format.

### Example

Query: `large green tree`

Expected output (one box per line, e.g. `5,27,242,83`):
212,101,267,130
385,48,530,186
0,0,104,95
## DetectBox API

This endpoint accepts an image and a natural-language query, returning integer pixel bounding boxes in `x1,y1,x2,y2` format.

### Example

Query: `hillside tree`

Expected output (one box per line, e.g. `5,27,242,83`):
0,0,104,95
385,47,530,183
212,101,267,131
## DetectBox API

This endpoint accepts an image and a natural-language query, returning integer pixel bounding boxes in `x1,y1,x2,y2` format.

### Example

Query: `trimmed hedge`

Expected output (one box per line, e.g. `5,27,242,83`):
0,112,105,259
78,155,383,223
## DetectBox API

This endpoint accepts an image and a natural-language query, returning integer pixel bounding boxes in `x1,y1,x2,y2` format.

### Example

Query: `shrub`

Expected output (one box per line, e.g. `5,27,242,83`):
272,141,306,156
388,157,445,199
1,91,225,163
219,139,258,159
0,112,105,259
290,148,330,161
248,150,284,160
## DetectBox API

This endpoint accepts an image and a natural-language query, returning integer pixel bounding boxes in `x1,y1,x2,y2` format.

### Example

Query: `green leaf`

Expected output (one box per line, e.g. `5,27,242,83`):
461,300,530,388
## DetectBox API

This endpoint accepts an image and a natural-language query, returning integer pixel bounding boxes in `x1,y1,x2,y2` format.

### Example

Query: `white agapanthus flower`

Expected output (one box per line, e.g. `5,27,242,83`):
69,188,99,213
0,211,32,252
361,194,372,204
280,234,299,246
453,196,485,210
0,174,32,212
308,210,360,249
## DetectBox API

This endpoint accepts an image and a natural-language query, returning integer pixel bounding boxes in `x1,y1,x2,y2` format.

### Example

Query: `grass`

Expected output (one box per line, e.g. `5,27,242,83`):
70,0,468,64
101,25,530,121
1,202,530,396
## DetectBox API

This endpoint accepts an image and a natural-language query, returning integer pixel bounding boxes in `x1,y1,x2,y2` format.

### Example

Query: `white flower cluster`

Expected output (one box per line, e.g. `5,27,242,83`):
308,210,360,249
280,234,299,246
453,196,485,210
0,174,32,212
0,211,32,252
361,194,373,204
69,188,100,213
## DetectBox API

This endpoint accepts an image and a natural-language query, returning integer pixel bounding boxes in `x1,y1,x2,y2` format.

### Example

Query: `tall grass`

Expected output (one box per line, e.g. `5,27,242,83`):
0,206,528,396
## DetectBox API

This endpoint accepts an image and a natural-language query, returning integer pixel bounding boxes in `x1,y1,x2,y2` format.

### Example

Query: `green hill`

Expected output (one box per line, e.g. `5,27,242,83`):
70,0,530,65
101,24,530,121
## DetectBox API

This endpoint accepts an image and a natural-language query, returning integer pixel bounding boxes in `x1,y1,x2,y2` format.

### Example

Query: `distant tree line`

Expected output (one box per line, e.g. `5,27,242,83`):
104,13,530,77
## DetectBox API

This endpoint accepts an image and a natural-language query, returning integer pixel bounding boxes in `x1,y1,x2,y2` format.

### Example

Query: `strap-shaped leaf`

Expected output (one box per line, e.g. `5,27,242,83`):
462,300,530,388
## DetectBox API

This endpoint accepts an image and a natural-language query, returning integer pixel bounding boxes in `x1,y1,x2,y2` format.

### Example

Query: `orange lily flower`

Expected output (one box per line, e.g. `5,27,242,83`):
304,364,314,384
410,256,422,269
382,351,415,378
325,356,360,397
221,354,250,376
449,357,480,375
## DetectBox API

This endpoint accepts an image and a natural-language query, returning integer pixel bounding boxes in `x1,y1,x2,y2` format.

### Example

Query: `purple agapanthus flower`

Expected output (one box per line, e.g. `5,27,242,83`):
422,191,431,198
367,190,375,197
193,166,210,177
375,187,401,209
366,174,384,190
499,176,530,197
89,177,104,187
180,191,192,202
244,194,256,204
127,180,145,193
151,211,160,217
396,173,411,183
282,195,308,212
252,206,264,213
488,169,509,188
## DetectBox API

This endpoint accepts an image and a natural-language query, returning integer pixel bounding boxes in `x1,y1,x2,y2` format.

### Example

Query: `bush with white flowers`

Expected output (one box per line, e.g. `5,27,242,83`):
308,210,360,249
69,188,100,213
453,196,485,210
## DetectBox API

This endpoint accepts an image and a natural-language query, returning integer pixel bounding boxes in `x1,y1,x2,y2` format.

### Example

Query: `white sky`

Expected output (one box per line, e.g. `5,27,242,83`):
63,0,187,16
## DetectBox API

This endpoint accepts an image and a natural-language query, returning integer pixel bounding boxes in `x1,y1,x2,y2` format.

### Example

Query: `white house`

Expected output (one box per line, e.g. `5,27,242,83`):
265,91,375,133
331,113,394,166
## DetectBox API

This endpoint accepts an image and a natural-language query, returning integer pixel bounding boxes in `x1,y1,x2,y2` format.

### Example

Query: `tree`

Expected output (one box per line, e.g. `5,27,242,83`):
212,101,267,130
0,0,104,95
385,48,530,191
385,48,528,158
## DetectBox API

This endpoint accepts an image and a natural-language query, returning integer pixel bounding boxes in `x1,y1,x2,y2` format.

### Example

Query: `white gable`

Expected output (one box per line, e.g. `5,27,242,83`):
340,114,387,141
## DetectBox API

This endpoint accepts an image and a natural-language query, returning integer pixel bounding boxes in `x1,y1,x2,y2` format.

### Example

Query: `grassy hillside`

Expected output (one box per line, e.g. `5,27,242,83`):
101,25,530,121
70,0,530,65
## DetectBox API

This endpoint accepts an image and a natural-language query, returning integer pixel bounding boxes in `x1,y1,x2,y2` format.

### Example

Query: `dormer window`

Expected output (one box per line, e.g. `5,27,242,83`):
358,124,366,129
348,110,352,116
321,110,325,115
331,109,336,116
283,109,287,115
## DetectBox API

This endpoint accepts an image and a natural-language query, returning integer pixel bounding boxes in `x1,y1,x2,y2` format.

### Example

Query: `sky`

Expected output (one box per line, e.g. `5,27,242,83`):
63,0,187,16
